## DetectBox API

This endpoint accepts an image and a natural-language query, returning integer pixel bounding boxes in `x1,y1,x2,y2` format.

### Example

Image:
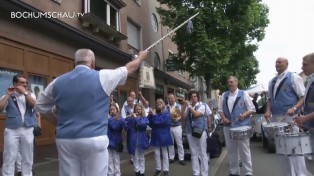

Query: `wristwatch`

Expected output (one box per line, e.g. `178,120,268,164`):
293,106,297,111
24,92,30,96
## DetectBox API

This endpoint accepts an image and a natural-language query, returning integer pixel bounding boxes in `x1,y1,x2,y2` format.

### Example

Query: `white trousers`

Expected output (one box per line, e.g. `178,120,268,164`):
56,135,109,176
153,146,169,172
108,149,121,176
223,127,252,175
168,125,184,161
16,150,22,172
187,132,209,176
132,147,145,174
2,127,34,176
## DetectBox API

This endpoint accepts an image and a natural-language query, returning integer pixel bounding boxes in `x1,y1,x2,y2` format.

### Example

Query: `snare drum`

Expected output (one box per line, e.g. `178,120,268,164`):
230,126,253,140
274,132,312,156
263,122,289,139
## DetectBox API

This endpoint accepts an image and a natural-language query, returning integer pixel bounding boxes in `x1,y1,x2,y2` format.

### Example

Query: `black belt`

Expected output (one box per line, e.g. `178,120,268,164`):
171,124,180,127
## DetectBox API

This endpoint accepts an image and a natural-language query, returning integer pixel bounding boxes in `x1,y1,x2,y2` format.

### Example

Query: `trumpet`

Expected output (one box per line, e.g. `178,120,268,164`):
170,108,181,121
8,87,15,91
126,113,140,118
148,108,156,115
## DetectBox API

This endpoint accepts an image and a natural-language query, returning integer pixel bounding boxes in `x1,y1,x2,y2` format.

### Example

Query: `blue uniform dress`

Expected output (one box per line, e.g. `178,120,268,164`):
108,115,124,176
124,116,150,155
148,110,173,147
148,110,173,172
108,115,124,151
124,116,150,174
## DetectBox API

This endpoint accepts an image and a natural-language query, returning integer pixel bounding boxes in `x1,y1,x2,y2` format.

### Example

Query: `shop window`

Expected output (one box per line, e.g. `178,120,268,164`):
119,90,127,107
27,75,48,99
0,68,22,114
0,68,21,97
167,88,174,94
111,89,118,103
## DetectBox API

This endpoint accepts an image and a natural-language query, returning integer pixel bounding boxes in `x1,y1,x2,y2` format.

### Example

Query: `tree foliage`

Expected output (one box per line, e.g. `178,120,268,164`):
156,0,269,92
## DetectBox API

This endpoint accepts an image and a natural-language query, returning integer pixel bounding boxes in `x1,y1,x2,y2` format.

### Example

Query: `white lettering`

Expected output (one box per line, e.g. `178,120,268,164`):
10,11,83,19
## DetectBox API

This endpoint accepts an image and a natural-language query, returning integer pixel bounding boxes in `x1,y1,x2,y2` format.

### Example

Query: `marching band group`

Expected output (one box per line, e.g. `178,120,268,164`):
0,49,313,176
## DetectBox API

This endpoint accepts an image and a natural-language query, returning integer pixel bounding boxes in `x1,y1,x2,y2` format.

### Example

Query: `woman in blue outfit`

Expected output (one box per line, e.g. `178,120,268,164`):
108,103,124,176
124,104,150,176
148,99,173,176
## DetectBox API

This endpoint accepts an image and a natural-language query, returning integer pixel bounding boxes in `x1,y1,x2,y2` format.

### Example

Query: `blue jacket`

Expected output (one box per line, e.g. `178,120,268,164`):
5,93,36,129
124,116,150,155
185,102,208,133
268,72,299,116
222,90,251,128
148,110,173,147
108,115,124,150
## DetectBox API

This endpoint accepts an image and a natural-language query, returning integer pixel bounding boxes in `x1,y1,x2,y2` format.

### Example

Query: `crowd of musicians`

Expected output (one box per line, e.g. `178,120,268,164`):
0,49,313,176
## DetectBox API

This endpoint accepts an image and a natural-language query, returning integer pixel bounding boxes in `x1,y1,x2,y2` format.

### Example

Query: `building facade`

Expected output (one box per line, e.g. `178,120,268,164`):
0,0,192,150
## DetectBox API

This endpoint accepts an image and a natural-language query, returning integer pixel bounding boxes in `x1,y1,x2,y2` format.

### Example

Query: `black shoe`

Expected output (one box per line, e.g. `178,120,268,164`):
163,171,169,176
129,159,133,165
179,160,186,165
135,171,140,176
245,175,252,176
169,159,174,163
16,172,22,176
229,174,240,176
153,170,161,176
139,173,144,176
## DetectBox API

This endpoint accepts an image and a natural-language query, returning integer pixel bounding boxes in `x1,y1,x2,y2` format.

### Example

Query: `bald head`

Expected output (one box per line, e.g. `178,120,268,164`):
275,57,288,74
302,53,314,76
303,53,314,63
74,49,95,69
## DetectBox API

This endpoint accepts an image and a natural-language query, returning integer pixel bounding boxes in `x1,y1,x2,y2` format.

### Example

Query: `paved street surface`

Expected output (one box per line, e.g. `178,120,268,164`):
215,141,314,176
31,148,226,176
1,140,313,176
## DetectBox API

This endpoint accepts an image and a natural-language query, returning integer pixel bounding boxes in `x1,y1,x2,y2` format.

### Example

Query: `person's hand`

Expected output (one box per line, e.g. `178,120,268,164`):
294,115,305,127
287,107,296,116
14,85,27,94
238,113,246,121
6,87,15,96
222,118,231,125
264,111,271,121
137,51,148,61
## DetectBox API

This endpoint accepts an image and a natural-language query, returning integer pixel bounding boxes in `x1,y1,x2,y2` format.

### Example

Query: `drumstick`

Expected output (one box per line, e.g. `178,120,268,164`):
266,118,272,125
280,113,287,122
231,117,239,126
144,12,200,51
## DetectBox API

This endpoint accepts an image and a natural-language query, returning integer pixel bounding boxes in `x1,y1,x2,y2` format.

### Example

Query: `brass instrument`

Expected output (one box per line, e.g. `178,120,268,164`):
170,108,181,121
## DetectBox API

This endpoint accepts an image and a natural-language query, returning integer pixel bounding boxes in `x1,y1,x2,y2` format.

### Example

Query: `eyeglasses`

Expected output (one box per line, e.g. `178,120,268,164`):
17,81,28,84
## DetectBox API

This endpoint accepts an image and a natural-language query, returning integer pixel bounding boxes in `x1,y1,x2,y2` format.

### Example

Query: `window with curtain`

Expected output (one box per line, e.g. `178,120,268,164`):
127,20,141,50
86,0,119,31
153,52,161,69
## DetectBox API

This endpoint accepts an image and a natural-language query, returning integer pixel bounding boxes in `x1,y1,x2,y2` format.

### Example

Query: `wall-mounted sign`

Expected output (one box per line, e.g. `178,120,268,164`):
176,90,185,98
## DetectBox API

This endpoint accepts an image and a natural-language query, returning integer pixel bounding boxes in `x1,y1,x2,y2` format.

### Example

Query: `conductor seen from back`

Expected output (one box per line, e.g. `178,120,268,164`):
36,49,148,176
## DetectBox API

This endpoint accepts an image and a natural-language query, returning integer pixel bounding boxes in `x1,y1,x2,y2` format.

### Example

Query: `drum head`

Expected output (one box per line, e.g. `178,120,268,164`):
265,122,288,127
230,126,251,131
